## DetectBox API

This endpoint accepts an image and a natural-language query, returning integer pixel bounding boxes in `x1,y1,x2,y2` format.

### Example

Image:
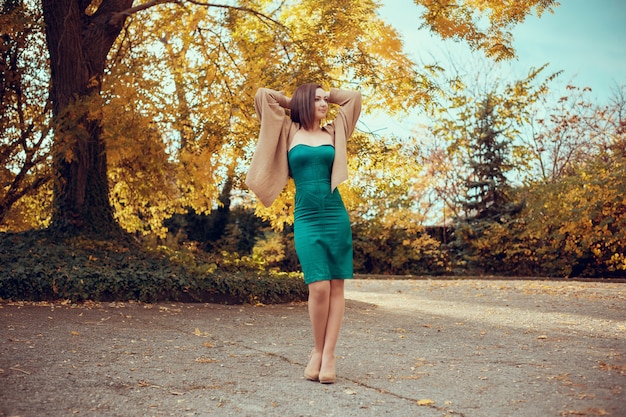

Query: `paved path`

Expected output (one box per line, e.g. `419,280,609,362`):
1,279,625,417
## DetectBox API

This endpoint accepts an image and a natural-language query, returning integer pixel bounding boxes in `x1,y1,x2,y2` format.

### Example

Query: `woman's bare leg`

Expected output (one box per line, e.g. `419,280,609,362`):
306,280,331,379
319,279,345,382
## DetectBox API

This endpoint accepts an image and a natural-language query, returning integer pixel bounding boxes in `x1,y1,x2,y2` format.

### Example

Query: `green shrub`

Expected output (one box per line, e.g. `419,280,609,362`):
0,231,308,304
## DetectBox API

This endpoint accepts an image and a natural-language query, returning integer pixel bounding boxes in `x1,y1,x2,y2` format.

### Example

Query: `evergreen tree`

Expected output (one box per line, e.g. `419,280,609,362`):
455,94,523,273
463,95,514,222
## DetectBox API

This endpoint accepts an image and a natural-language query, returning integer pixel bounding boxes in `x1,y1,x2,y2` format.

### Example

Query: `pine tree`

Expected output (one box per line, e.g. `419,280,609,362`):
463,95,513,222
454,94,524,273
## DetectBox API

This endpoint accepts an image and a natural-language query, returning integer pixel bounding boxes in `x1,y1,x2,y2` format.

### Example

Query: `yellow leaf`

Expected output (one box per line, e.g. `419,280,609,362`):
195,357,219,363
193,328,210,337
417,399,435,406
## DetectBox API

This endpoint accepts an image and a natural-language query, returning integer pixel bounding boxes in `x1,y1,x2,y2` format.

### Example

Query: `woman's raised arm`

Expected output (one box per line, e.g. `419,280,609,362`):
246,88,293,207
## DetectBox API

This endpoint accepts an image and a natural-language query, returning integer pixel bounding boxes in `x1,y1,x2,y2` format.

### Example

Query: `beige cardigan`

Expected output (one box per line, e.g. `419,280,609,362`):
245,87,362,207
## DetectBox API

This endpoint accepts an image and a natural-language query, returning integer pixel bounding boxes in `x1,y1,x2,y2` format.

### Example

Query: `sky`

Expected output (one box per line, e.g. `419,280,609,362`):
371,0,626,136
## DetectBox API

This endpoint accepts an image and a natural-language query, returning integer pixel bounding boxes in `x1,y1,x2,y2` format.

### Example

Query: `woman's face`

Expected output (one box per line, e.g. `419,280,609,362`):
313,88,329,122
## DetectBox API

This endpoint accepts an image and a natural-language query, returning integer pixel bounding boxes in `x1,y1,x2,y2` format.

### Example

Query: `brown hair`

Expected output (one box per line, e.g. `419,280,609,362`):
290,83,323,131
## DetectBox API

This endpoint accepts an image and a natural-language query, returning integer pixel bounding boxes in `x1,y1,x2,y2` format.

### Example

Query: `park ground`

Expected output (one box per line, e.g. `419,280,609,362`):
1,278,625,417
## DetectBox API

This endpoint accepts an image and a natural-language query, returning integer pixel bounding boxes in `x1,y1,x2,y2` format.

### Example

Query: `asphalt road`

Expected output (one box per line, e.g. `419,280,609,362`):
1,279,624,417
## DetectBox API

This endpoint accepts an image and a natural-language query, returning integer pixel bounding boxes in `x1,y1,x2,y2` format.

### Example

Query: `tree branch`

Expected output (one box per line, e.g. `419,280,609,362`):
108,0,175,27
183,0,287,30
109,0,286,31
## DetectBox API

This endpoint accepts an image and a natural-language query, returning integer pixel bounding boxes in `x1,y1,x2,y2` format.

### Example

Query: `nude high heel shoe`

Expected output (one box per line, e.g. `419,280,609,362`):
304,366,319,381
318,370,336,384
304,352,321,381
319,356,336,384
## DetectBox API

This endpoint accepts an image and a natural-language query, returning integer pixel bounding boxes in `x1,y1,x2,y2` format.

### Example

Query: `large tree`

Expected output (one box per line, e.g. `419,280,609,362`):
42,0,134,235
38,0,424,236
31,0,559,237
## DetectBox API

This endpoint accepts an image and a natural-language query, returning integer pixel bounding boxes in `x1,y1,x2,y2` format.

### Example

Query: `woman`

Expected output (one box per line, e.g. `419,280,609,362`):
246,83,362,384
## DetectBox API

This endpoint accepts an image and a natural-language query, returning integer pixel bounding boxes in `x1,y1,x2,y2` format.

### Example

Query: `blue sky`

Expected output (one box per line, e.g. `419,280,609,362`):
378,0,626,101
365,0,626,136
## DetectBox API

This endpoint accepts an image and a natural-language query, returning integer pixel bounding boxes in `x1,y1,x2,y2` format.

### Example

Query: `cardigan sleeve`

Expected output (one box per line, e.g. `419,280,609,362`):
326,88,362,191
328,88,362,139
245,88,292,207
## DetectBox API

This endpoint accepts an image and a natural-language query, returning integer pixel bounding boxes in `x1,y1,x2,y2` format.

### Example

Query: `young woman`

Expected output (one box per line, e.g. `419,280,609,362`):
246,83,362,384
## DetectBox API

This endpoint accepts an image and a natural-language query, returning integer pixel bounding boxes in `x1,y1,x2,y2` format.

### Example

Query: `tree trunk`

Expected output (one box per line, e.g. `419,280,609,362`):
42,0,132,237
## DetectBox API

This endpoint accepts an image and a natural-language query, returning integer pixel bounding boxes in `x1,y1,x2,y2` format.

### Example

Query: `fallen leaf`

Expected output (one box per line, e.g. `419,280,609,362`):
562,408,609,416
193,328,210,337
598,362,626,373
417,399,435,406
195,357,219,363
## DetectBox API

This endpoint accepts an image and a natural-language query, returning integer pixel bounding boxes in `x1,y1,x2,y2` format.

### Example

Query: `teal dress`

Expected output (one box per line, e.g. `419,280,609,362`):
287,144,353,285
